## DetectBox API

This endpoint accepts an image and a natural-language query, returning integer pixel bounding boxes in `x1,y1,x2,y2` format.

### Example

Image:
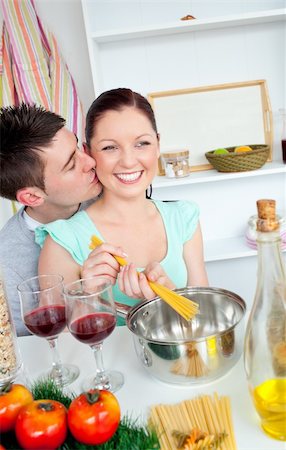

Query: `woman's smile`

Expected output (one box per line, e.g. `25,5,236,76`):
114,170,143,183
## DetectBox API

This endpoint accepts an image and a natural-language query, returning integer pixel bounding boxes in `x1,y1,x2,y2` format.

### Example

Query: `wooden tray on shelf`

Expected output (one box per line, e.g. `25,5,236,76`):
148,80,273,174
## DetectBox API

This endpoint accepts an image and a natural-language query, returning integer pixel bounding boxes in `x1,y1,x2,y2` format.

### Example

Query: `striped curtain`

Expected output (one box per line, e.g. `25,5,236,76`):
0,0,84,142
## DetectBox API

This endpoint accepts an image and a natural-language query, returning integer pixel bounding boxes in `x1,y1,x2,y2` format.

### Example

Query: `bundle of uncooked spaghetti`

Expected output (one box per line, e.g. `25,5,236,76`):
171,343,209,378
90,235,199,321
149,393,237,450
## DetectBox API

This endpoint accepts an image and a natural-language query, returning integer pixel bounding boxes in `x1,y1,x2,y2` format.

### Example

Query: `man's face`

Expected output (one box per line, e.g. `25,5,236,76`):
41,127,102,207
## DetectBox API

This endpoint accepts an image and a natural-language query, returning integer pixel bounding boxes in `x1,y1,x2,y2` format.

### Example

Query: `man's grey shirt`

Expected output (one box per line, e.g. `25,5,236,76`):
0,202,93,336
0,208,38,336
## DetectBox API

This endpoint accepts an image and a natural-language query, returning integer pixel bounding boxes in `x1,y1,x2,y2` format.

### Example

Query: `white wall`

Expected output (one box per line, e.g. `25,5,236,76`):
0,0,94,229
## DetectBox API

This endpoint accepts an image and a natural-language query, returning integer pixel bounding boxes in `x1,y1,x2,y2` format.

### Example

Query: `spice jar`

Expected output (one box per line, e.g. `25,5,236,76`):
162,150,190,178
0,271,22,387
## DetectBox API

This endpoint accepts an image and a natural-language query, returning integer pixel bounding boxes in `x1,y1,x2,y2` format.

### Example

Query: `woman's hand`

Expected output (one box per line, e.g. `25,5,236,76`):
118,262,176,300
81,243,127,285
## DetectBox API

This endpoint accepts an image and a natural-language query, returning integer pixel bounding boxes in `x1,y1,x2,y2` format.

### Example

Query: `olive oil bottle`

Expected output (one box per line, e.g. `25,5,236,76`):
244,199,286,441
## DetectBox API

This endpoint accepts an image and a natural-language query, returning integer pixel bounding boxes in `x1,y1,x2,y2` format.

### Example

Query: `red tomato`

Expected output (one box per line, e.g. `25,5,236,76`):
0,383,33,433
15,399,67,450
68,389,120,445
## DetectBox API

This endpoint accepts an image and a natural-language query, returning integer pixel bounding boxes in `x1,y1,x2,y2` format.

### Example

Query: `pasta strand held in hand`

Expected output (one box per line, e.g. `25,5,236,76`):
89,235,199,321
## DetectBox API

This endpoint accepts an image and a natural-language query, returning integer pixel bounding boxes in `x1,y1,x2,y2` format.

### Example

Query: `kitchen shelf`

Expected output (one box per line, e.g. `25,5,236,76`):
205,236,256,262
152,161,286,189
153,161,286,263
91,8,285,43
205,235,286,262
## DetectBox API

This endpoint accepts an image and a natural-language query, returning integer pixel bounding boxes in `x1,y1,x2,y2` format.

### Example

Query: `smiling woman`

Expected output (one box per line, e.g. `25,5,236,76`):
88,107,159,199
36,88,209,318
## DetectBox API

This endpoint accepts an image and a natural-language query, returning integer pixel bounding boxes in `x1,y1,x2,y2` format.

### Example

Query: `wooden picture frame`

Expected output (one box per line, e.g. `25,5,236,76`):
148,80,273,173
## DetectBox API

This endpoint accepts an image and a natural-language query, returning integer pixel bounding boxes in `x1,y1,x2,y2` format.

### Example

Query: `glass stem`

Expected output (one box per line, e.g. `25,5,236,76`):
48,338,63,381
91,343,108,383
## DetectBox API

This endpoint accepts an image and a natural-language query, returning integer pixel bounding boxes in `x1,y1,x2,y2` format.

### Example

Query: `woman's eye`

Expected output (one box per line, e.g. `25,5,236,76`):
101,145,117,151
136,141,150,148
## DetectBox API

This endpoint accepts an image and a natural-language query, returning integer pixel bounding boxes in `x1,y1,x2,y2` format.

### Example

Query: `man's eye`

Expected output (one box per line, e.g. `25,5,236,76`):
68,160,76,170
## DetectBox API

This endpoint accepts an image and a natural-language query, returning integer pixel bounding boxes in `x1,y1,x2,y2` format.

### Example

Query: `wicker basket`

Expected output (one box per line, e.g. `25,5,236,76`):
205,144,270,172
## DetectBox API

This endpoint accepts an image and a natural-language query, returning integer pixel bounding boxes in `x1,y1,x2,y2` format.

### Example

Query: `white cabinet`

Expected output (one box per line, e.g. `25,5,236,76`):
81,1,285,104
152,163,286,260
152,163,286,304
81,0,286,304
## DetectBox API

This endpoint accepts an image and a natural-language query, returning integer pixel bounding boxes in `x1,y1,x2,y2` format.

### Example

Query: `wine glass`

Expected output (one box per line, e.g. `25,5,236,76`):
18,274,79,387
64,277,124,392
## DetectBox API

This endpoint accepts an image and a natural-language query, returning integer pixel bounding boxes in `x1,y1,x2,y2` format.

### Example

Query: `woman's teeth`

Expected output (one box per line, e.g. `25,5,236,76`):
116,171,142,182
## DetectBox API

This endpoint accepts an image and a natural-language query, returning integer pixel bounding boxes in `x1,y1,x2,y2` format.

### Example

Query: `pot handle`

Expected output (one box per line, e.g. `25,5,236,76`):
115,301,132,318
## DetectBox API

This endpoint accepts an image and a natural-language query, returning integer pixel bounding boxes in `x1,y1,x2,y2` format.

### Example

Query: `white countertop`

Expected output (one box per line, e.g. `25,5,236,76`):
18,327,285,450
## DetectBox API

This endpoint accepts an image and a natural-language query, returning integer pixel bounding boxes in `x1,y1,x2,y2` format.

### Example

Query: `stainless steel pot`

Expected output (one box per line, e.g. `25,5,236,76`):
116,287,246,385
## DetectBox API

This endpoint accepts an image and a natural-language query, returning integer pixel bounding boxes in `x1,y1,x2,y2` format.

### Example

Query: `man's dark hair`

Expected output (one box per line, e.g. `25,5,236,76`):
0,103,65,200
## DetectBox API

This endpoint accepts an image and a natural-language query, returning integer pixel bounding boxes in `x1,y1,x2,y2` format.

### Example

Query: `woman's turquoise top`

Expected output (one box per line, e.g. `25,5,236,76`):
35,200,199,324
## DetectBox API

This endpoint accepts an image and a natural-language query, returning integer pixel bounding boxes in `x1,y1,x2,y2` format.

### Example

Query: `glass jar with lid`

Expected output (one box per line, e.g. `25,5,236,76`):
0,270,22,387
162,150,190,178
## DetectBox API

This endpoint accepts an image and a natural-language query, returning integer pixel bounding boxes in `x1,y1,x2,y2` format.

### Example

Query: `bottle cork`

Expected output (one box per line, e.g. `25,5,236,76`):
256,199,279,232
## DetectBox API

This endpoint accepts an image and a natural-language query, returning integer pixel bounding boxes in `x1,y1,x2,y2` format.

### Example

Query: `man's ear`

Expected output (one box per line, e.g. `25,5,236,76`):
16,187,46,207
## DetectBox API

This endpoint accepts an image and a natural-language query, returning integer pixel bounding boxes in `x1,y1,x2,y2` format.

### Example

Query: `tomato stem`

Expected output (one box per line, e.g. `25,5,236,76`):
84,390,100,404
38,401,55,411
0,383,12,394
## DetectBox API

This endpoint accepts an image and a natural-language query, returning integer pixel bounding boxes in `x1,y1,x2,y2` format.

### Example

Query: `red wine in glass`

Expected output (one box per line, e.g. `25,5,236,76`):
18,274,79,387
24,305,66,339
70,312,116,345
64,277,124,392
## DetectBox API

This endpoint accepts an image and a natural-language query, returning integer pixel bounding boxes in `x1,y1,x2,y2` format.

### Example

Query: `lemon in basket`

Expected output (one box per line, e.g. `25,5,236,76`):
234,145,252,153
